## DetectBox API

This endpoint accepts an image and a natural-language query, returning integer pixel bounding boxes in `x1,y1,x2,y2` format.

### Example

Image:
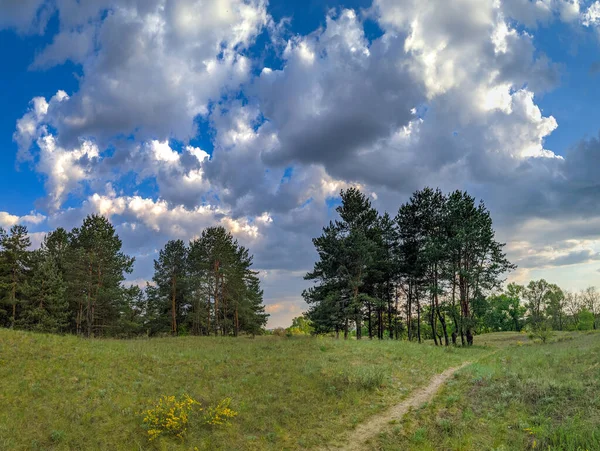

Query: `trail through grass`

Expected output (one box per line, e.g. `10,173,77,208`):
376,331,600,451
0,330,486,450
327,361,474,451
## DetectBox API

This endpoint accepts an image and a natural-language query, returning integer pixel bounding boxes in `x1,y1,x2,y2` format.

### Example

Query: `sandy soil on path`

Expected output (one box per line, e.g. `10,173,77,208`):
324,361,472,450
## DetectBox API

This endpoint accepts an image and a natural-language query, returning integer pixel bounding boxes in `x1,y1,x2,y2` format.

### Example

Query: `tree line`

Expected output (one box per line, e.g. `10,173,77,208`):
303,187,600,344
0,215,268,337
489,281,600,333
304,187,515,345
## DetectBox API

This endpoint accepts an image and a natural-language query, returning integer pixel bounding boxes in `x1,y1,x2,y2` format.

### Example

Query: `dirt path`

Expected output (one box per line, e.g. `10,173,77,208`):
325,361,472,450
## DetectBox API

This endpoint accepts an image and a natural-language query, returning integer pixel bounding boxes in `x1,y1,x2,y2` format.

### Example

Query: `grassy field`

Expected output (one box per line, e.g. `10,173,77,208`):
376,331,600,451
0,330,487,450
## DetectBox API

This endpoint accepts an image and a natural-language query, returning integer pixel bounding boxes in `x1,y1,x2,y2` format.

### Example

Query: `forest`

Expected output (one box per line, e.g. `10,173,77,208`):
1,187,599,343
303,187,600,345
0,215,268,337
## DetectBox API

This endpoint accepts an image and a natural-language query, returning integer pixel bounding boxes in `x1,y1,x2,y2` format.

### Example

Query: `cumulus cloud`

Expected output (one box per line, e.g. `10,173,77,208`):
582,1,600,27
0,211,46,228
16,0,269,149
9,0,600,326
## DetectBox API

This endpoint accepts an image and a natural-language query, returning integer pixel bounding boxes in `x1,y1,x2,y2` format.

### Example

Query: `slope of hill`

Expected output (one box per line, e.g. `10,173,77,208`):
0,330,485,450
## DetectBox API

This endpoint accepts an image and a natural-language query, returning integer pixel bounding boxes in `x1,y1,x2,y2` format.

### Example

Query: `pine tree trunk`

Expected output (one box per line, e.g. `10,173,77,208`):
433,267,448,346
368,302,372,339
353,286,361,340
77,301,83,336
235,303,239,337
207,291,211,336
220,274,226,336
407,279,413,341
394,287,399,340
94,266,102,338
430,300,438,346
214,261,220,336
10,269,16,329
437,308,449,346
87,260,92,338
344,317,349,340
466,328,474,346
416,292,421,344
171,274,177,336
388,280,393,340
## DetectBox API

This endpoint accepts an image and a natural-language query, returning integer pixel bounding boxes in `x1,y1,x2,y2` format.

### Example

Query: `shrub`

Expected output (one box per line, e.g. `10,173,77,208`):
143,394,200,441
142,395,239,441
578,309,595,331
203,398,238,426
528,324,554,344
272,327,287,337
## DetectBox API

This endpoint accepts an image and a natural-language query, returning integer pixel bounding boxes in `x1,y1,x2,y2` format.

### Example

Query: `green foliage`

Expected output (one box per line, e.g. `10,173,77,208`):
0,217,267,339
143,394,200,441
203,398,238,426
67,214,135,337
286,315,314,335
376,332,600,451
482,292,526,332
305,186,514,345
19,250,69,333
0,225,31,328
151,239,189,336
0,328,484,450
528,324,555,343
578,309,595,330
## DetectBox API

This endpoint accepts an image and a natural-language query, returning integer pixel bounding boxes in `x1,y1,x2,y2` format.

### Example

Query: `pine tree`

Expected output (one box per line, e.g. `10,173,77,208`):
19,249,69,333
69,215,134,337
445,191,514,345
306,188,379,339
152,240,188,336
0,225,31,328
188,227,268,336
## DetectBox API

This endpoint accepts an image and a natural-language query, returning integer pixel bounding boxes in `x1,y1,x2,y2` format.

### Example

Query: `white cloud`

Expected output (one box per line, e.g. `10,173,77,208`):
15,0,268,149
0,211,47,229
9,0,600,309
86,192,264,240
582,1,600,27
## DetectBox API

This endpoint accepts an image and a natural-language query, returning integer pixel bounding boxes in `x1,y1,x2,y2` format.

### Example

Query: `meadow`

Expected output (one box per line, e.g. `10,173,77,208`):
376,331,600,450
0,329,485,450
1,330,597,450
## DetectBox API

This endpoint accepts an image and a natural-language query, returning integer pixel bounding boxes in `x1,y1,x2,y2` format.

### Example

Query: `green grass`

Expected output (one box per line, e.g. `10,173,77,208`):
376,331,600,451
0,330,486,450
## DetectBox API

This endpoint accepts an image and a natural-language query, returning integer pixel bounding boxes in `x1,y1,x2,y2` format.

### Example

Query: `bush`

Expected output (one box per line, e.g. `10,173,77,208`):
528,326,554,344
578,309,595,331
203,398,238,426
143,394,200,441
272,327,287,337
142,395,239,441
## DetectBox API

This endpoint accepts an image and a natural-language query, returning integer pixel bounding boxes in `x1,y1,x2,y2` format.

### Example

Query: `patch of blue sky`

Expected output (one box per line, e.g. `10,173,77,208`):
0,15,79,215
528,21,600,155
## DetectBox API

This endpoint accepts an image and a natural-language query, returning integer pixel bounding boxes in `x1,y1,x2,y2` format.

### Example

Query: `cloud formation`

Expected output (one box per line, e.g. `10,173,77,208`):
6,0,600,326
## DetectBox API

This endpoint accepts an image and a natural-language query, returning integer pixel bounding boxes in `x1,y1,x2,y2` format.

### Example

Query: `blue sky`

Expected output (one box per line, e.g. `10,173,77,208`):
1,0,600,327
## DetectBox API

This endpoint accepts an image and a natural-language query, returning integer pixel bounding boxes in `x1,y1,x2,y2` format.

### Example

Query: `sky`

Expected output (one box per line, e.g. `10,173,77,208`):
1,0,600,328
